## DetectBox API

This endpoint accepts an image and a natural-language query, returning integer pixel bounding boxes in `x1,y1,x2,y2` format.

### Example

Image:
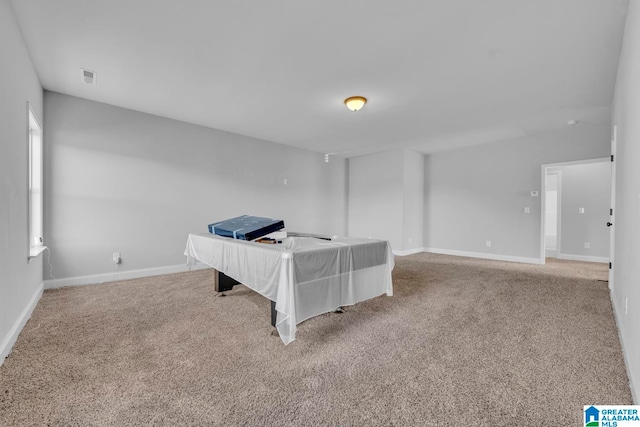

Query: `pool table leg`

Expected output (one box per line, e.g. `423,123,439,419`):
271,300,276,327
214,269,278,329
214,270,239,294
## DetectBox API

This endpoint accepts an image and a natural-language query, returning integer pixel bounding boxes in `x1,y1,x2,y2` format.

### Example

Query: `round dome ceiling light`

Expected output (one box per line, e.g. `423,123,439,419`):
344,96,367,112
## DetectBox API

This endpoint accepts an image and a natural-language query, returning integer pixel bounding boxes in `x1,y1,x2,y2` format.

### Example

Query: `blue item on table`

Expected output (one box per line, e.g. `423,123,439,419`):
208,215,285,241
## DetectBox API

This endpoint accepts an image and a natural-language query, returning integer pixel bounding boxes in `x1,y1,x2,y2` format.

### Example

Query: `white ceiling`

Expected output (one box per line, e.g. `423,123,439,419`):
11,0,629,157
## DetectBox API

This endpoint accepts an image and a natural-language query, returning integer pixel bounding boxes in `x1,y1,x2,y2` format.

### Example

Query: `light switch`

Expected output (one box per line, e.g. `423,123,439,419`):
530,191,539,197
579,207,585,214
524,207,530,214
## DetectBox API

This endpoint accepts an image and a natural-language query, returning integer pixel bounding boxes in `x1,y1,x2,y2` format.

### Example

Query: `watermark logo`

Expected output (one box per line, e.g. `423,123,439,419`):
585,406,600,427
584,406,640,427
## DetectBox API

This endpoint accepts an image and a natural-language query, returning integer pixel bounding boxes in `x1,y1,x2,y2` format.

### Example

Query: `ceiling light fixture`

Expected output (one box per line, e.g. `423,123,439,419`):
567,120,578,125
344,96,367,112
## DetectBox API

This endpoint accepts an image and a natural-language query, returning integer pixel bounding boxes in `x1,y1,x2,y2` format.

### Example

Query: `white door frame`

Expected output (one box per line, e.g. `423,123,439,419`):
609,126,617,290
539,157,610,264
543,169,561,259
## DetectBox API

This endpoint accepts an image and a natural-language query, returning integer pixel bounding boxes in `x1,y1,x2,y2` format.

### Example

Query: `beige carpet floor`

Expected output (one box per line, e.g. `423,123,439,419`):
0,254,633,426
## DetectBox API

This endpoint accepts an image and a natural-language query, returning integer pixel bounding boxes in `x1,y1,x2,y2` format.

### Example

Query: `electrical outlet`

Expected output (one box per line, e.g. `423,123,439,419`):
579,207,585,214
283,178,288,185
408,237,412,244
486,240,492,247
524,207,530,214
584,242,590,249
113,253,121,264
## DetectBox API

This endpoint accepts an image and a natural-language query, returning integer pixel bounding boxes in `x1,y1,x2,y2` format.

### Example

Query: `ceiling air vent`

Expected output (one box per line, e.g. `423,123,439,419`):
80,68,96,85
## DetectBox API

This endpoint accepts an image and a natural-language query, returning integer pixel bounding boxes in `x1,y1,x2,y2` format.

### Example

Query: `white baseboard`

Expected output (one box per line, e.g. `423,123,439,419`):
611,294,639,404
393,247,425,256
424,247,542,265
44,262,212,289
1,282,43,366
557,253,609,263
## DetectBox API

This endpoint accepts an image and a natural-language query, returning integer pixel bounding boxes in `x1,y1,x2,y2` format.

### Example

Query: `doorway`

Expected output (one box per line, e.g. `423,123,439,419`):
544,170,560,258
540,158,611,265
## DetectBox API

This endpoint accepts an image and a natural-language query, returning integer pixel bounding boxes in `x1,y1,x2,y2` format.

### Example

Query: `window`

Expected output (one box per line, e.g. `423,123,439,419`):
28,105,44,259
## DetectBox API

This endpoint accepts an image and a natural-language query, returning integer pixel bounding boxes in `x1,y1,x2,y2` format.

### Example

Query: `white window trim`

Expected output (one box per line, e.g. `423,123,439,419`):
27,103,45,261
29,246,46,259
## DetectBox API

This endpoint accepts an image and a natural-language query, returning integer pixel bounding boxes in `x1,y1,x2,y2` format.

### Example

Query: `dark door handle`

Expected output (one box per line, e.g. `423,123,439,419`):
607,222,613,227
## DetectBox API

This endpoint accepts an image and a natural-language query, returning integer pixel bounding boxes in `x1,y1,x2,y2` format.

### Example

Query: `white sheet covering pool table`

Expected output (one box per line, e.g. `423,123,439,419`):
184,233,394,344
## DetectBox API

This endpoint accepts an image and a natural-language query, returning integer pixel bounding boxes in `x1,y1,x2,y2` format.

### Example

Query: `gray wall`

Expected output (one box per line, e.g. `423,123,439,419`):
424,123,611,261
0,0,44,359
348,149,424,252
43,92,348,280
611,0,640,402
402,150,424,250
348,150,404,249
558,161,610,259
